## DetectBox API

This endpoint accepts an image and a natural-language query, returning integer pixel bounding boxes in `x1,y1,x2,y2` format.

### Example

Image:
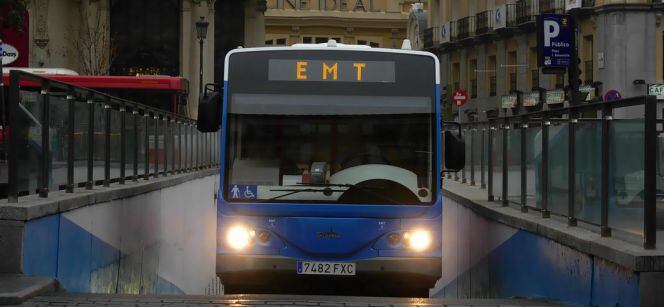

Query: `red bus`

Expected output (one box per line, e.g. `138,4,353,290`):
2,68,189,115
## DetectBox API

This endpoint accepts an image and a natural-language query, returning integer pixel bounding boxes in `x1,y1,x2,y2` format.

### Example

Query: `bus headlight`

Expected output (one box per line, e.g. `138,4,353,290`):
405,230,432,251
226,225,255,250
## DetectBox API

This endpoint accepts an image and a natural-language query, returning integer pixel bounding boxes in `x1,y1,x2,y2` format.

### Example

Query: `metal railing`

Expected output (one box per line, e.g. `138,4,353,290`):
456,16,476,41
539,0,565,13
421,27,441,50
516,0,539,25
506,4,519,28
4,71,219,202
445,96,659,250
475,10,493,35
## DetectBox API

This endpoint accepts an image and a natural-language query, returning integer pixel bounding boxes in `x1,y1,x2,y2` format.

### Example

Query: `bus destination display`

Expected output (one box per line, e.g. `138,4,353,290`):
268,59,395,83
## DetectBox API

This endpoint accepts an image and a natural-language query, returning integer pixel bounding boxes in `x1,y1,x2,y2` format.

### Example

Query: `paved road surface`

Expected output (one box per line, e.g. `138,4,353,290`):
16,293,565,307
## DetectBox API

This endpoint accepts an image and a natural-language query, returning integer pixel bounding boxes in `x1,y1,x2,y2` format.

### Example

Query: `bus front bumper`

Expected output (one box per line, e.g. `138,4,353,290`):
217,254,441,286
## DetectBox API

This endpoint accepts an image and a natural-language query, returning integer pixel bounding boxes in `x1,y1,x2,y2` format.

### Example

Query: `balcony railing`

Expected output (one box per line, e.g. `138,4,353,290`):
421,27,441,50
506,4,518,28
456,16,476,41
446,95,660,250
539,0,564,13
476,10,494,35
516,0,538,25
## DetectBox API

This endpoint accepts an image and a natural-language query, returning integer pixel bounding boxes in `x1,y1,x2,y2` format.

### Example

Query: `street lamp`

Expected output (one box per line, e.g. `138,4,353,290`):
195,16,209,95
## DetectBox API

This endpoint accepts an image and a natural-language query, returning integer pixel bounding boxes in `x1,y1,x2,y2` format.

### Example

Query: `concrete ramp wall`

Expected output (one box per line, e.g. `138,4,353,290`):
1,171,219,295
434,180,664,306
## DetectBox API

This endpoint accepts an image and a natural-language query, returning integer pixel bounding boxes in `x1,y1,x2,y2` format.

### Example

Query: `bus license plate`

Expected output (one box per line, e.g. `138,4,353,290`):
297,261,356,276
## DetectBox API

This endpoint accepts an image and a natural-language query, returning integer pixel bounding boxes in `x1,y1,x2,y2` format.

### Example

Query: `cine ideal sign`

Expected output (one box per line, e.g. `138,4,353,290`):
537,14,573,69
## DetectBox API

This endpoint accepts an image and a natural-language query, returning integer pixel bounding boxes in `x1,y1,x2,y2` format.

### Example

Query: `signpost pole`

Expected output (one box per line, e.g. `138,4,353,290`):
0,39,5,146
567,10,580,105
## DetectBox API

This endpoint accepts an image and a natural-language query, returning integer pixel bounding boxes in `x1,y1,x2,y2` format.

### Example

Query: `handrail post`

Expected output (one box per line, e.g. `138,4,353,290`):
66,91,75,193
481,127,486,188
601,105,612,236
178,121,182,172
541,117,551,218
7,71,21,202
568,112,578,226
462,128,467,183
154,115,159,178
103,101,111,187
502,119,509,206
38,82,50,197
644,96,657,249
144,113,150,180
521,117,528,213
171,119,176,173
86,98,94,189
163,117,168,176
470,128,475,186
119,104,126,184
133,110,139,182
488,123,494,201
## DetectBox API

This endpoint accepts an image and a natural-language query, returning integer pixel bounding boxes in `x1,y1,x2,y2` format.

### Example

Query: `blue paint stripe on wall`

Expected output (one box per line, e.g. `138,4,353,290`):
23,214,184,295
434,229,640,306
23,215,60,277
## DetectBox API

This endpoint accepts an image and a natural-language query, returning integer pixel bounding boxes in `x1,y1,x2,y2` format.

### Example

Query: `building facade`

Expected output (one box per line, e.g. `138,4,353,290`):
2,0,267,119
264,0,421,48
419,0,664,122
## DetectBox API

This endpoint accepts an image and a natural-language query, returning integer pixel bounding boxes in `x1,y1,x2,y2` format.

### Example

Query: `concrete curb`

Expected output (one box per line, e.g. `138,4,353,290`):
0,274,60,305
443,179,664,272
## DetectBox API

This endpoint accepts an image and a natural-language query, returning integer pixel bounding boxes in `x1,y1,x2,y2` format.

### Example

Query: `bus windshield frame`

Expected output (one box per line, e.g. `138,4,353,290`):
223,49,438,206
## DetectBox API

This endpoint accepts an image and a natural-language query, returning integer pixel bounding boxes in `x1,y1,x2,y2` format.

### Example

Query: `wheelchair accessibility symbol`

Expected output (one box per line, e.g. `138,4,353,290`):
230,184,257,200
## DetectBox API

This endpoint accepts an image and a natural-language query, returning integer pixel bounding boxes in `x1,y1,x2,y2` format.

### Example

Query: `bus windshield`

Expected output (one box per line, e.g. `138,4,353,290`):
226,94,435,205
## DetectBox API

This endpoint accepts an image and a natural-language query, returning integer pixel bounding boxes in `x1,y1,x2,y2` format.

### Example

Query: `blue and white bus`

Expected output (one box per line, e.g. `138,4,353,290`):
198,41,464,296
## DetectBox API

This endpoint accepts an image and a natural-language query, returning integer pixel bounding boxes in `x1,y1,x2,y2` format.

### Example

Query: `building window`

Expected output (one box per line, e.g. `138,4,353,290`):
110,0,181,76
469,59,477,98
555,74,565,89
530,47,538,90
452,62,460,91
507,51,517,92
266,37,288,46
303,36,342,44
583,35,594,85
487,55,496,96
356,37,381,48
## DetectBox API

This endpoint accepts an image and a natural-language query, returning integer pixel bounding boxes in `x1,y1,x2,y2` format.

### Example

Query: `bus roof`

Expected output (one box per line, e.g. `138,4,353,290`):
2,72,188,93
223,42,440,85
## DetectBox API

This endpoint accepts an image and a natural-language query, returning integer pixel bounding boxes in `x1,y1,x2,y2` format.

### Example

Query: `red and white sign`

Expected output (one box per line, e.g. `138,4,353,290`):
1,10,30,67
452,89,468,106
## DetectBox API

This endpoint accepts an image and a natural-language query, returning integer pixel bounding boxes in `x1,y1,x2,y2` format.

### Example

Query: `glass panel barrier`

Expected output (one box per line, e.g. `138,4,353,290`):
526,124,540,209
48,93,69,191
507,126,521,204
575,120,602,225
548,123,569,216
609,119,645,236
492,128,503,198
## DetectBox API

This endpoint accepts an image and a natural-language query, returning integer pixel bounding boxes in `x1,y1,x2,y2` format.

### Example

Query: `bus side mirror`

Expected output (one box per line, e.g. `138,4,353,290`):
197,90,221,132
444,130,465,171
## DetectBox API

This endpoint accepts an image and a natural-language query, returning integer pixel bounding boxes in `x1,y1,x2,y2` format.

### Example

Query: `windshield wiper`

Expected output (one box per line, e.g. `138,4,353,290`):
295,183,402,205
263,187,346,201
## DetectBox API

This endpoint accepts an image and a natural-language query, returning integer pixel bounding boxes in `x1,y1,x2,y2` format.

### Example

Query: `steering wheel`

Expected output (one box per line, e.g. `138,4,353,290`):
338,153,391,170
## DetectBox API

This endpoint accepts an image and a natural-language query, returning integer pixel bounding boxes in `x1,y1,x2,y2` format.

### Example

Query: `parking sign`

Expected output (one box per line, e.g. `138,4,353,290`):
538,14,573,69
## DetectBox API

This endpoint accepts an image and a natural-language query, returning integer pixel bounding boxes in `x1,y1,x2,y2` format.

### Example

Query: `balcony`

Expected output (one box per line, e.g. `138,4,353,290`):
456,16,476,41
421,27,441,50
506,4,518,28
475,10,493,35
539,0,564,14
516,0,538,25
